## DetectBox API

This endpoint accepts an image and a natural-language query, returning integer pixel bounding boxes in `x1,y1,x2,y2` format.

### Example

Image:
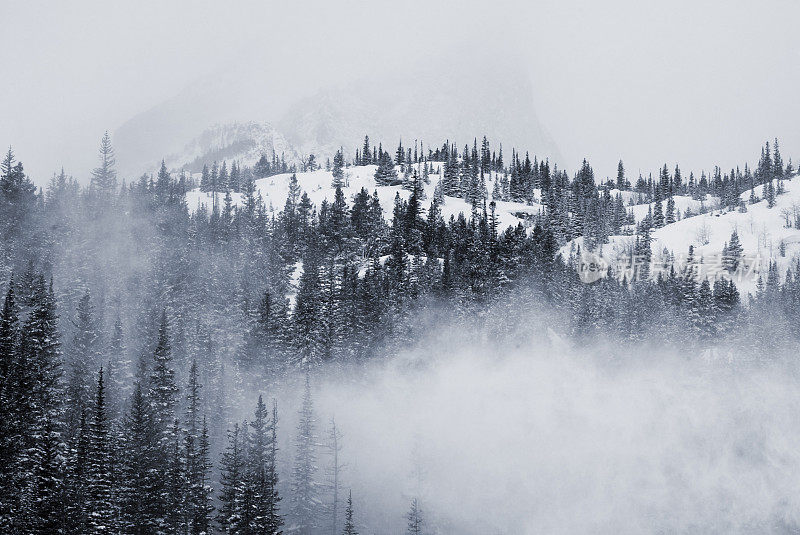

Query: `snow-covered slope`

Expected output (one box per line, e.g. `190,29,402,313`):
565,176,800,295
608,189,716,225
185,154,800,297
186,164,542,231
652,179,800,289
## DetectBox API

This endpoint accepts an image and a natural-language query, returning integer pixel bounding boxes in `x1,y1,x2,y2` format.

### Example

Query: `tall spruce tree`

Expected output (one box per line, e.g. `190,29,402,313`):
342,491,357,535
374,151,400,186
86,367,114,534
0,280,21,532
148,311,178,434
147,310,180,529
90,131,117,193
325,417,345,535
246,395,282,534
185,360,213,535
724,229,743,272
406,498,424,535
217,423,245,534
361,136,371,165
119,382,160,533
332,149,345,188
19,277,64,534
0,148,36,243
66,289,101,443
291,374,319,535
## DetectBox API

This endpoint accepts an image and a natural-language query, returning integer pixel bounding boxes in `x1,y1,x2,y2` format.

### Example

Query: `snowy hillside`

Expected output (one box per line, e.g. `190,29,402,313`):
185,158,800,297
186,164,543,231
653,178,800,290
565,176,800,295
610,189,715,224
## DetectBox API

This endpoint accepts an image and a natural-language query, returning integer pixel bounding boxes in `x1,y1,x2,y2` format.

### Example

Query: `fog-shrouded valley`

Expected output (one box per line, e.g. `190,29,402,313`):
3,1,800,534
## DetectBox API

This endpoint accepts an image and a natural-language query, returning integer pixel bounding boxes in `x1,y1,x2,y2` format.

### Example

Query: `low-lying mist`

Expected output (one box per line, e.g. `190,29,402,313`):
264,304,800,534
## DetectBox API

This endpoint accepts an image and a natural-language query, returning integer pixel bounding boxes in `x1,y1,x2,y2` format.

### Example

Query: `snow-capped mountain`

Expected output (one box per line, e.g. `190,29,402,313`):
163,122,303,173
113,52,560,178
276,58,561,167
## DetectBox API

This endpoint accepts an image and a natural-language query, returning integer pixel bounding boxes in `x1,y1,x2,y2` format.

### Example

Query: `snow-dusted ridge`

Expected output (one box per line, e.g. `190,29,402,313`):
163,121,304,174
185,164,543,232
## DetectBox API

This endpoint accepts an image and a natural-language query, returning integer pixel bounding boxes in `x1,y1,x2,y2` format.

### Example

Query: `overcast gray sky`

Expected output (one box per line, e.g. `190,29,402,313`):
1,0,798,183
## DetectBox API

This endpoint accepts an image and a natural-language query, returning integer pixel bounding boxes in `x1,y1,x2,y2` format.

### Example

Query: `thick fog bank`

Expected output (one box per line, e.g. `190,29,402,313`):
271,329,800,534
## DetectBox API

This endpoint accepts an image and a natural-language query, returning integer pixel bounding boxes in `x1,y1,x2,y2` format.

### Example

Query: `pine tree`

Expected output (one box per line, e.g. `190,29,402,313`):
210,161,219,195
634,223,652,281
406,498,423,535
219,161,230,191
306,154,317,173
194,417,214,535
90,131,117,193
185,360,213,535
324,417,344,535
245,395,282,534
164,419,187,533
65,410,90,534
254,154,271,178
0,148,36,234
200,164,211,192
291,374,319,535
155,160,171,204
147,310,180,529
342,491,357,535
148,310,178,434
652,189,664,228
66,289,100,443
374,151,400,186
332,150,345,188
86,367,115,534
690,278,717,341
361,136,371,165
0,279,19,421
766,179,776,208
19,276,64,534
758,142,773,184
229,161,241,192
217,423,245,534
0,280,20,528
725,229,743,272
665,196,676,225
773,138,784,179
119,382,161,533
396,140,405,166
266,402,282,535
106,310,129,420
615,160,626,190
294,251,323,366
442,146,460,197
326,185,351,254
404,173,424,254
